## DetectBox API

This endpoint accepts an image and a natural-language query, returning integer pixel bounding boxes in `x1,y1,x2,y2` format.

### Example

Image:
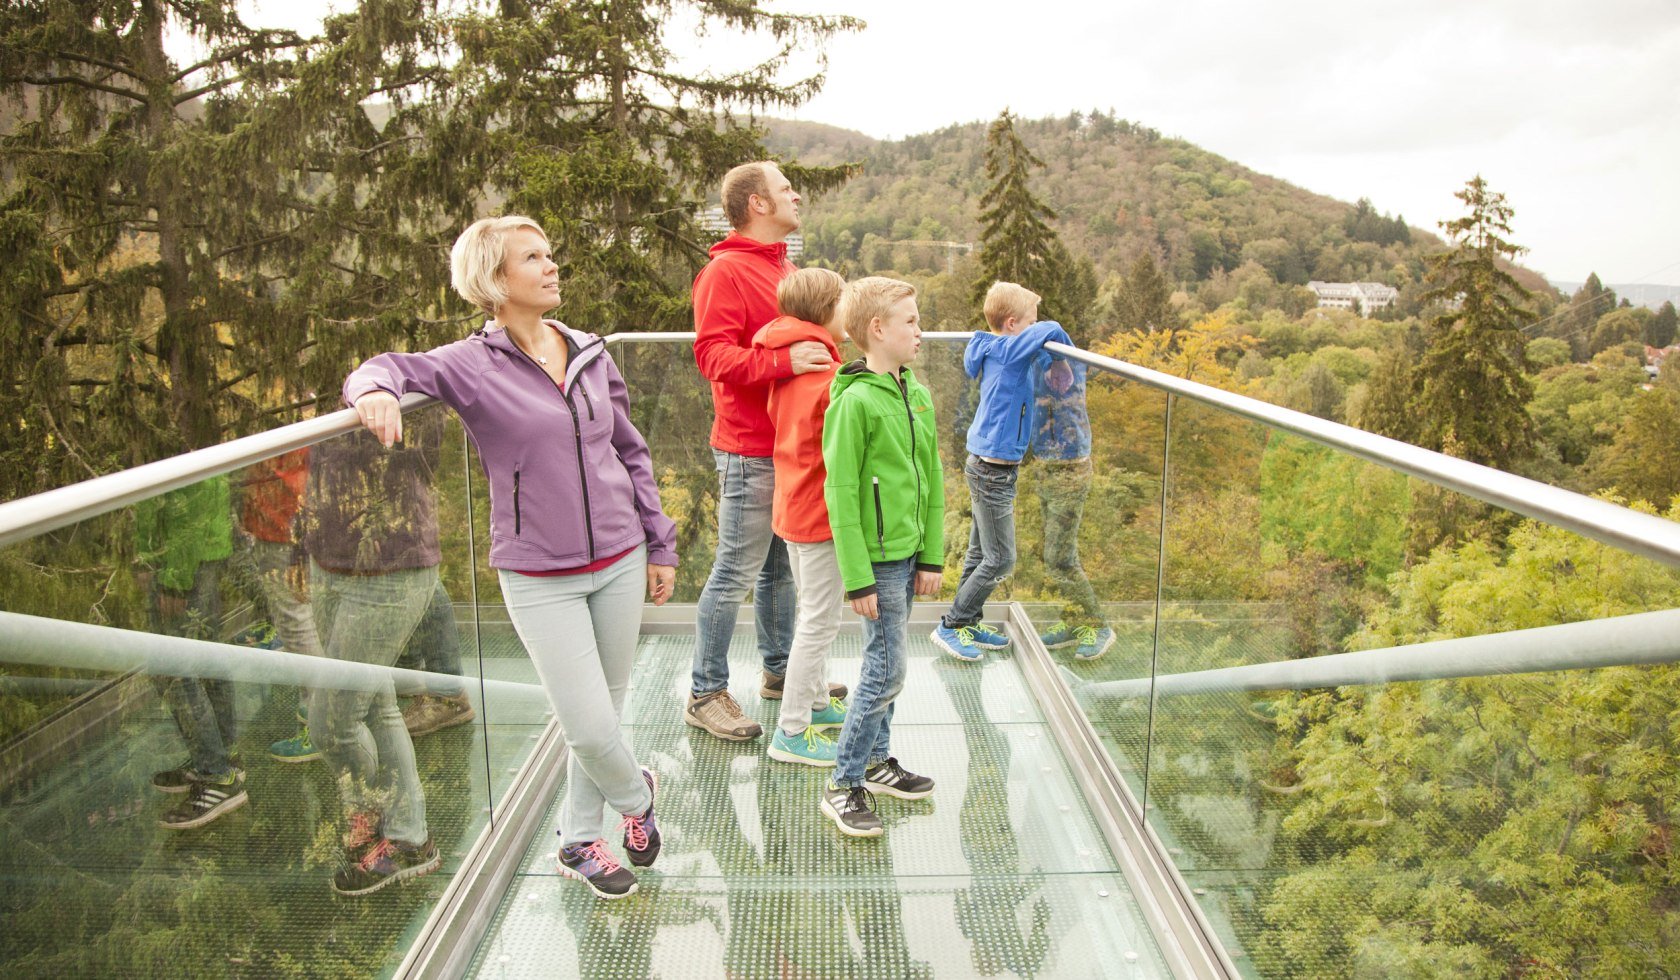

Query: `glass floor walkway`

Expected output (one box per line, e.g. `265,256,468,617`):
466,630,1170,978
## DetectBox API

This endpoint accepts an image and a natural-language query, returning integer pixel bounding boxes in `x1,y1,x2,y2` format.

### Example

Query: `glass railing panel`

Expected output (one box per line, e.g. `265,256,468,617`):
1133,399,1680,977
0,406,525,976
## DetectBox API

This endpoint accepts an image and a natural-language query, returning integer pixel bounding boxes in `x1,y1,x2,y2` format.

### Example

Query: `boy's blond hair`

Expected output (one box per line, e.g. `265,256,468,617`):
721,161,775,229
982,281,1042,331
451,215,548,315
841,276,917,353
776,268,846,327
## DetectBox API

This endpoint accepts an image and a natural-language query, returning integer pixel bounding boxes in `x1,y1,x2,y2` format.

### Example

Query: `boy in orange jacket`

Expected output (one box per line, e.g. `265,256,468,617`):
752,268,851,765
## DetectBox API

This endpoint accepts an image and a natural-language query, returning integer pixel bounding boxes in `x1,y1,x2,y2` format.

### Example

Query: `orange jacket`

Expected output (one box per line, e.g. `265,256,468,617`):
692,233,797,456
753,316,841,543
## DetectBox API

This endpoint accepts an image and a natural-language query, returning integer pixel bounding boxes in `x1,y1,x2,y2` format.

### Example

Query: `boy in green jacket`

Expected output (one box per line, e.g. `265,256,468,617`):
820,277,945,837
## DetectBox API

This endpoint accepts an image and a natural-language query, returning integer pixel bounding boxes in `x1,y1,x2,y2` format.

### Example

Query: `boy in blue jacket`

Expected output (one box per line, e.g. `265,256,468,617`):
931,282,1071,662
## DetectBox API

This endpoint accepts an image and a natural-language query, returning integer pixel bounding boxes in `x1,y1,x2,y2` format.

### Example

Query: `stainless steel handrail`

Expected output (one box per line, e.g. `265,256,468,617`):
1046,341,1680,568
0,392,437,549
6,331,1678,571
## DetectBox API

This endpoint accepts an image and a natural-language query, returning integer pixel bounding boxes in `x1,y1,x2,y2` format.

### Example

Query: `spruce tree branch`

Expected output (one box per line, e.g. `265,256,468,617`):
175,75,247,105
10,74,145,103
50,51,148,84
169,37,306,84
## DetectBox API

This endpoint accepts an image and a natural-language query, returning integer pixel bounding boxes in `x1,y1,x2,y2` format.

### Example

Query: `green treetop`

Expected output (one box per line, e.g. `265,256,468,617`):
1412,175,1536,468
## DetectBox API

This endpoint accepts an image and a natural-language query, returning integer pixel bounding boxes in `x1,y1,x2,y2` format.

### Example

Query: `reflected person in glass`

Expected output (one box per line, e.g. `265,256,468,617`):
136,476,246,830
1029,354,1115,660
344,215,678,901
302,409,446,896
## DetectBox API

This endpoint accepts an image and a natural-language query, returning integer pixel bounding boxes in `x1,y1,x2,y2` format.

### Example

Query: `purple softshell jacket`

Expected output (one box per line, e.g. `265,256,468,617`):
343,320,678,572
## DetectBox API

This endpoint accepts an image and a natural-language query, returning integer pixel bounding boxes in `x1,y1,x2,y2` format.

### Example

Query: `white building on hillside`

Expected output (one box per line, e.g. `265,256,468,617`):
698,206,803,259
1308,280,1399,315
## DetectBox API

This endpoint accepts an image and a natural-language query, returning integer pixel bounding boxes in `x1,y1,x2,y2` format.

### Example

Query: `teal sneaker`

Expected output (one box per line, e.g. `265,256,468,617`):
767,726,838,767
269,725,321,763
1039,621,1079,649
966,623,1011,649
808,697,848,729
931,625,983,662
1072,626,1116,662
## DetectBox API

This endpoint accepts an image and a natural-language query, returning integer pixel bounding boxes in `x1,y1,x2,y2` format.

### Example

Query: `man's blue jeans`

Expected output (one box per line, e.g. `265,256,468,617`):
942,455,1019,628
691,449,795,696
832,556,916,788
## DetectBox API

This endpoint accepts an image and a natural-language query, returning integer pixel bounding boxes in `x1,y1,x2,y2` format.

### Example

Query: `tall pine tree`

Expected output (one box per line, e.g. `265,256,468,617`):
971,109,1086,326
1412,175,1535,468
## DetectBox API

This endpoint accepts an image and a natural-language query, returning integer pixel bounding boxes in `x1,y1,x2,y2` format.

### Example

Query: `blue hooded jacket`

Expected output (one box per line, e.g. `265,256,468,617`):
1030,354,1092,461
963,320,1073,461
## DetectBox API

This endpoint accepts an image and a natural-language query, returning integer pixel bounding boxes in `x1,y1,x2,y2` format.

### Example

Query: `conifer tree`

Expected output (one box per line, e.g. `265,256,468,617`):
1650,300,1678,349
1113,251,1176,333
1412,175,1535,468
972,110,1071,319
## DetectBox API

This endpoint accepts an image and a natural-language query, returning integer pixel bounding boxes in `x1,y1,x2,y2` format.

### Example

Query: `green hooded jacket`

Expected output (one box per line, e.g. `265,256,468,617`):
822,361,945,598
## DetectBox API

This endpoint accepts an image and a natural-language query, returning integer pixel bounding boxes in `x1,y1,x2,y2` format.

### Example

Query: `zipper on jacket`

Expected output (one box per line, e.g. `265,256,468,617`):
897,376,924,545
1016,402,1027,441
872,477,886,559
513,470,522,535
507,341,596,560
577,378,596,420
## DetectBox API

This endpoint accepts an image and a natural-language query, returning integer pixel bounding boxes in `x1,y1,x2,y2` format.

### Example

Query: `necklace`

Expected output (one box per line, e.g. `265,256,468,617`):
537,356,548,365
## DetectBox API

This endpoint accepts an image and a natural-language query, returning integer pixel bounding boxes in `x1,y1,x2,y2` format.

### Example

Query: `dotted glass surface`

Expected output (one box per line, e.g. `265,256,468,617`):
468,633,1172,978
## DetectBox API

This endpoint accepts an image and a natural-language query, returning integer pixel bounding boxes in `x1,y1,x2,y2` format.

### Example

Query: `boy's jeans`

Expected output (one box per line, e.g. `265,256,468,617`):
833,557,916,788
1037,457,1103,627
692,449,795,696
942,455,1019,628
150,560,237,778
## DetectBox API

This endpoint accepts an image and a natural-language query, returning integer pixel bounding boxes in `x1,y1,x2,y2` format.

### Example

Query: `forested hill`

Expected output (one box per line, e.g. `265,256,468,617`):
762,111,1550,314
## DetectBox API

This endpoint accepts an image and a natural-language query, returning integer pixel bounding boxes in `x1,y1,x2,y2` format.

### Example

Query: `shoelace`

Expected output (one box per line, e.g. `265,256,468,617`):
619,809,654,851
802,728,835,752
953,626,980,646
574,839,623,874
346,811,379,850
824,697,846,716
843,786,876,814
1074,625,1100,646
358,838,395,871
1046,621,1071,637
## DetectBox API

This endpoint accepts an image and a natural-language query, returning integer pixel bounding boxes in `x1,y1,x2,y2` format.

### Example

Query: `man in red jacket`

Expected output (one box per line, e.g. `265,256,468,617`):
687,161,845,740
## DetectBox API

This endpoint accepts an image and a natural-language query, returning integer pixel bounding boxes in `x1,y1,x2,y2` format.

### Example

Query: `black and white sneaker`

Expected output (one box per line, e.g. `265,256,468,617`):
864,757,934,800
558,839,639,899
821,783,883,837
150,762,204,794
158,769,247,829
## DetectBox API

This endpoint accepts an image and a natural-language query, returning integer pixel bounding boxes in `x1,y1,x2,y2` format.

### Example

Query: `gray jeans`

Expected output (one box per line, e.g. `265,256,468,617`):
308,561,435,846
498,545,652,847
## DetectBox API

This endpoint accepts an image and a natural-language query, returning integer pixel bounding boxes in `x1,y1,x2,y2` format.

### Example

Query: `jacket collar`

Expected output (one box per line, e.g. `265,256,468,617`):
478,319,606,392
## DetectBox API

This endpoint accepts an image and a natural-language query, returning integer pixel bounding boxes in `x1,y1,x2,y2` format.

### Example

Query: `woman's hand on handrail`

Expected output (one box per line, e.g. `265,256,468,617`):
354,391,403,447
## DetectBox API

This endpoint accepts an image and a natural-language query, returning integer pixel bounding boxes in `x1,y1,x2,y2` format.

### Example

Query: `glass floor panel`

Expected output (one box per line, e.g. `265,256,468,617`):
0,622,542,978
468,631,1171,978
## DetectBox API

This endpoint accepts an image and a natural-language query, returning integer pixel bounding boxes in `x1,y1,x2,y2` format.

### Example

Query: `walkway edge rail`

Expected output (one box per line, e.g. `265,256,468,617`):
0,392,438,549
1045,341,1680,568
1084,608,1680,700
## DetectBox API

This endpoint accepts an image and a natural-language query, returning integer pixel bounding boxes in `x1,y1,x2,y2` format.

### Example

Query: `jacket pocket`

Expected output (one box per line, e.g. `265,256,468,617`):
513,470,522,536
1016,402,1027,441
872,477,886,560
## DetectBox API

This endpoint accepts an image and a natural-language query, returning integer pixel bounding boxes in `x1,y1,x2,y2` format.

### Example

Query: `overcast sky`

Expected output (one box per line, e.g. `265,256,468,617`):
246,0,1680,286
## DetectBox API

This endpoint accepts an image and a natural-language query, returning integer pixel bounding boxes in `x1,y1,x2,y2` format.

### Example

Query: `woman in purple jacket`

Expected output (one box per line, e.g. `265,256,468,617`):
346,215,677,900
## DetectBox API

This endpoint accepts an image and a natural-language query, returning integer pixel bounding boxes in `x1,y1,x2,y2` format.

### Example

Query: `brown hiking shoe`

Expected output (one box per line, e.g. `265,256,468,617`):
759,669,849,702
402,692,476,737
685,690,762,741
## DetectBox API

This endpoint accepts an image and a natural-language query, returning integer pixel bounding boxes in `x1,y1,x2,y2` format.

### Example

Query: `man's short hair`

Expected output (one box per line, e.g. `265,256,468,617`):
982,281,1042,330
451,215,548,315
721,161,776,229
841,276,917,353
776,268,846,326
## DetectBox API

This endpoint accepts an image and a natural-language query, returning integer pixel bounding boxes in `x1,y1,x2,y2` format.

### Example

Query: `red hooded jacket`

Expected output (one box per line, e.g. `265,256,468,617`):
692,233,797,456
752,316,841,543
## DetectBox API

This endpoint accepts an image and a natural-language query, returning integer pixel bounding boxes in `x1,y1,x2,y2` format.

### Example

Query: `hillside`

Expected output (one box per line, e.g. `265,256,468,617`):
762,111,1555,323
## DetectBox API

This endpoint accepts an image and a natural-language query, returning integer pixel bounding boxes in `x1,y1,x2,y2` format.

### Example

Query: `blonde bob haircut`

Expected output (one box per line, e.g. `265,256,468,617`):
451,215,549,316
981,281,1042,331
776,267,846,327
840,276,917,353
